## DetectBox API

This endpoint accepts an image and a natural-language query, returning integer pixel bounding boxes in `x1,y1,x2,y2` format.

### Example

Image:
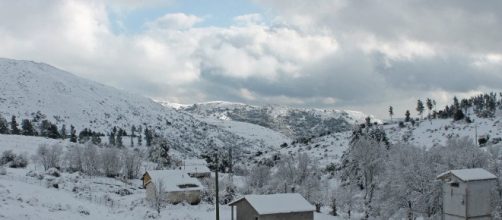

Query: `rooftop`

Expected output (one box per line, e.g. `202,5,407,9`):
145,170,204,192
437,168,497,182
228,193,315,215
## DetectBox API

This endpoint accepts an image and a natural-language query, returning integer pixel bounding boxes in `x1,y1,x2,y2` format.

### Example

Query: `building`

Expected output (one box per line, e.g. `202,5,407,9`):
437,168,497,220
228,193,315,220
142,170,204,205
181,159,211,178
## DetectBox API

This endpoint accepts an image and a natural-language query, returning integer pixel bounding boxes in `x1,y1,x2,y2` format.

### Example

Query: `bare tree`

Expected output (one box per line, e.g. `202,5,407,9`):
101,147,121,177
35,144,63,170
122,149,142,179
151,179,165,215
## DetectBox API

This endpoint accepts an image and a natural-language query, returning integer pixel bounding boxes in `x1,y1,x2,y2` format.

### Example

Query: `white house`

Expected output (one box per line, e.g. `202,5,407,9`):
142,170,204,205
228,193,315,220
437,168,497,220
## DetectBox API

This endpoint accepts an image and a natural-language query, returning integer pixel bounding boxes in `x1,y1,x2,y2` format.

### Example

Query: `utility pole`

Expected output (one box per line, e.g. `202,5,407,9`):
215,152,220,220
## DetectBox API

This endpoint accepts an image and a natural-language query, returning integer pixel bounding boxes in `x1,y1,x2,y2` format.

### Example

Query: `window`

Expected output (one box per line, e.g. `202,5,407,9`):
450,182,459,187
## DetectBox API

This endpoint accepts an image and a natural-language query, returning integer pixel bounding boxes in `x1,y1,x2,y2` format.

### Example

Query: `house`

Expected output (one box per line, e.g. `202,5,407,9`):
181,159,211,178
143,170,204,205
437,168,497,220
228,193,315,220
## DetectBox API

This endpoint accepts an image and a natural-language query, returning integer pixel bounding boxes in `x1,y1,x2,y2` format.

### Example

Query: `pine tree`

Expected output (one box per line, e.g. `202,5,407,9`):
21,119,36,136
0,114,8,134
70,125,77,143
416,99,424,120
130,125,136,148
426,98,433,114
60,124,67,139
47,124,60,139
10,116,20,135
405,110,411,122
109,127,116,146
149,138,171,169
138,134,143,146
145,128,153,147
388,106,394,122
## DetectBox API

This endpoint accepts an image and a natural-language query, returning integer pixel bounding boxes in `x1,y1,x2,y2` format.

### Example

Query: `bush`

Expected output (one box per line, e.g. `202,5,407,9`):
9,153,28,168
0,166,6,175
0,150,16,165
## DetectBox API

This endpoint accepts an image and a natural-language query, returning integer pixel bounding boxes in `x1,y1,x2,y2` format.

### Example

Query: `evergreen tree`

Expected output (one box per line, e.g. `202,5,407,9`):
116,129,123,147
0,114,8,134
79,128,91,143
149,138,171,169
39,120,51,137
405,110,411,122
10,116,20,135
145,128,153,147
426,98,433,114
416,100,425,120
70,125,77,143
109,127,117,146
47,124,60,139
21,119,36,136
60,124,67,139
388,106,394,122
130,125,136,148
138,134,143,146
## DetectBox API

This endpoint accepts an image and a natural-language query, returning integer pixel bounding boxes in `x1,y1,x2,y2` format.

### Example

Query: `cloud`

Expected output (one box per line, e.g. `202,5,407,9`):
0,0,501,118
146,13,203,30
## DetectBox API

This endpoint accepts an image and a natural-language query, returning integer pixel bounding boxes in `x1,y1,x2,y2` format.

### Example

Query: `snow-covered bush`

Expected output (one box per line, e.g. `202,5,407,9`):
9,153,28,168
46,167,61,177
100,147,121,177
122,149,142,179
0,150,16,165
35,144,63,170
0,166,6,175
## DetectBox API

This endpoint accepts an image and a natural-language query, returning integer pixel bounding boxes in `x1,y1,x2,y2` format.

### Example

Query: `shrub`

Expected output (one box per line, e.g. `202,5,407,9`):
9,153,28,168
0,150,16,165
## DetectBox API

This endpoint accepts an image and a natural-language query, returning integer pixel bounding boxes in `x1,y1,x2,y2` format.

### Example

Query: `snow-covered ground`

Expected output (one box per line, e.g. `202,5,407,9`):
0,166,339,220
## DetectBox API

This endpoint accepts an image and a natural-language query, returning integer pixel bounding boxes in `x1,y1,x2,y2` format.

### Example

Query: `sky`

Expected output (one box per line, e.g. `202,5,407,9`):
0,0,501,118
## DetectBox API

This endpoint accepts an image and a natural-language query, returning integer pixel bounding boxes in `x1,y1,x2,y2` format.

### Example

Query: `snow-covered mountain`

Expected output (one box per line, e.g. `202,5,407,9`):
0,58,267,155
176,101,379,138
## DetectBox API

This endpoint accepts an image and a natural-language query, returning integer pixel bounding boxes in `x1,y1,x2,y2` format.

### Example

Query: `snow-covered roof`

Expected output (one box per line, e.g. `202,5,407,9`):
182,165,211,174
228,193,315,215
182,159,208,166
145,170,204,192
437,168,497,182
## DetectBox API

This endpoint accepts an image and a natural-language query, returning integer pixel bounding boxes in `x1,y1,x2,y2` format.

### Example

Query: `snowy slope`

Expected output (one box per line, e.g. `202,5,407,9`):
177,101,379,138
0,58,262,155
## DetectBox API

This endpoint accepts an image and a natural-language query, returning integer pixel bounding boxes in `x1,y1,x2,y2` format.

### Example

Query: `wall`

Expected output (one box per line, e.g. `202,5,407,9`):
443,176,467,218
467,180,495,218
235,199,259,220
259,211,313,220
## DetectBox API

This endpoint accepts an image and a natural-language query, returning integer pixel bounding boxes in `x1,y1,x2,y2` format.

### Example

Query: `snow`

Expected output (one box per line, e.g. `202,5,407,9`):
229,193,315,215
437,168,497,182
181,165,211,174
0,134,70,155
146,170,204,191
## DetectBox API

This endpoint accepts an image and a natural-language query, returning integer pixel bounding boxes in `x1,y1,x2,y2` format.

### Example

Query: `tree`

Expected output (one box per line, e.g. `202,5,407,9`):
330,194,338,216
0,114,9,134
21,119,36,136
416,99,425,120
47,124,60,139
138,134,143,146
149,138,171,169
101,147,121,177
10,116,20,135
405,110,411,122
122,149,142,179
70,125,77,143
130,125,136,148
151,179,165,215
35,144,63,171
60,124,67,139
145,128,153,147
388,106,394,122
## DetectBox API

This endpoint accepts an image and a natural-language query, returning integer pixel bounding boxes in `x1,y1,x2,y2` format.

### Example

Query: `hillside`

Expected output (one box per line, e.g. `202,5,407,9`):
0,58,266,156
178,101,378,138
